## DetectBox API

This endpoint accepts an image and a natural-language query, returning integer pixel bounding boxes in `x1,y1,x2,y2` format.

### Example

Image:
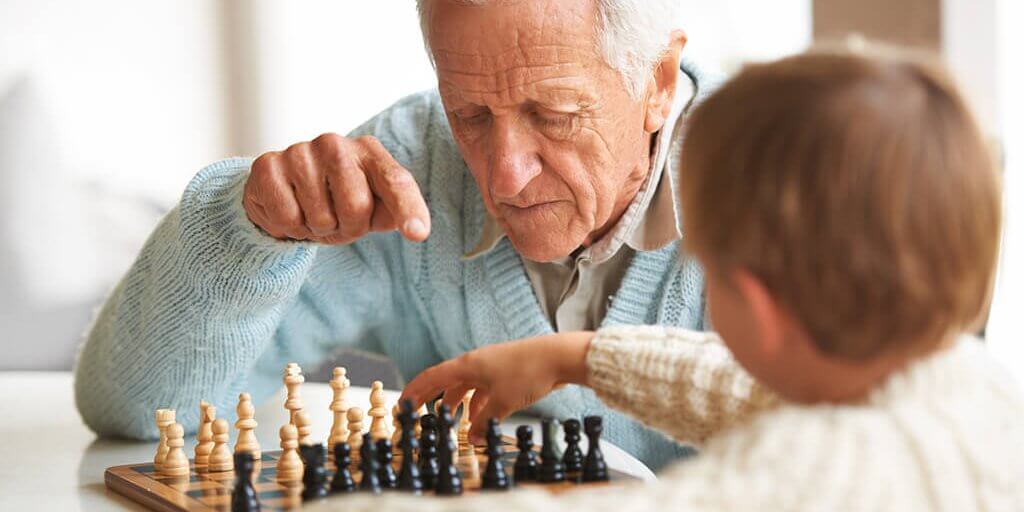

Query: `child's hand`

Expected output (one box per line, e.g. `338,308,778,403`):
400,331,594,443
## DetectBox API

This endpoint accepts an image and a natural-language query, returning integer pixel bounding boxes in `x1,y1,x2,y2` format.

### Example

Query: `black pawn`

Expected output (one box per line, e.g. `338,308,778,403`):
299,444,329,501
376,438,398,489
329,442,356,494
562,418,584,476
481,418,510,490
513,425,538,482
537,418,566,483
434,404,463,496
231,451,260,512
582,416,609,482
418,413,440,490
358,433,382,494
397,400,424,494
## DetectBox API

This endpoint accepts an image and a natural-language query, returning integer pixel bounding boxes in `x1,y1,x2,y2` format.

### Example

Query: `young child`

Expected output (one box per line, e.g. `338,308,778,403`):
372,49,1023,510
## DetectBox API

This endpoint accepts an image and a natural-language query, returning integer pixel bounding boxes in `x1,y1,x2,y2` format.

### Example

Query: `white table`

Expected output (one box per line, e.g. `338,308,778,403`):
0,372,654,510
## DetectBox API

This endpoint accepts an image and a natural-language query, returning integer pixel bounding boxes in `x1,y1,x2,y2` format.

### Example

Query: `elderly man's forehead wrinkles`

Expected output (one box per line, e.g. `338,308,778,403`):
435,45,601,108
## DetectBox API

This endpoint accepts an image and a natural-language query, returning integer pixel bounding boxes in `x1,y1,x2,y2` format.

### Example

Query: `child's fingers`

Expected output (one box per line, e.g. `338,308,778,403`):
442,384,474,412
469,389,490,421
400,360,468,407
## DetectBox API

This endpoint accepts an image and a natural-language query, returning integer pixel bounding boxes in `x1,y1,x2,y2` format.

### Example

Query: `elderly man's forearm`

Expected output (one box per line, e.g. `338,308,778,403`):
73,159,320,439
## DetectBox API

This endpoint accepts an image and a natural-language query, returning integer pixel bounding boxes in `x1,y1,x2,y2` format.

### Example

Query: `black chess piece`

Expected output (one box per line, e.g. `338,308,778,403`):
562,418,584,478
513,425,539,482
376,438,398,489
481,418,511,490
397,399,424,494
358,433,383,494
418,413,440,490
537,418,566,483
582,416,609,482
299,443,329,501
231,451,260,512
329,442,356,494
434,404,464,496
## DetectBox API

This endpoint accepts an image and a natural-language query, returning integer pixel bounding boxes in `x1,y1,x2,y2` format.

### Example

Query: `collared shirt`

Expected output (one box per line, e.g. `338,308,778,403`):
464,72,695,331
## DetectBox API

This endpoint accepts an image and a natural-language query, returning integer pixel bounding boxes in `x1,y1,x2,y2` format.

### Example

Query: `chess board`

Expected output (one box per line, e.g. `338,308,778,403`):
105,437,636,511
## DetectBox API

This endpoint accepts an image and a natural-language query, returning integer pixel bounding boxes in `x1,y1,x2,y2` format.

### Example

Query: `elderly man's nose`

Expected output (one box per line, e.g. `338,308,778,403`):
489,123,542,198
490,152,542,198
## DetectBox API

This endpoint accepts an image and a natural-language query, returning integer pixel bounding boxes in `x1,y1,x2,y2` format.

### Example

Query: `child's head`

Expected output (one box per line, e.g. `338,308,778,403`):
679,49,1001,401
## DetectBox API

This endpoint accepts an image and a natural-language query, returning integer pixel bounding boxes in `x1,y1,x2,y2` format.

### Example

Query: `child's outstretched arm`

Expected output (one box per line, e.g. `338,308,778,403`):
401,325,778,445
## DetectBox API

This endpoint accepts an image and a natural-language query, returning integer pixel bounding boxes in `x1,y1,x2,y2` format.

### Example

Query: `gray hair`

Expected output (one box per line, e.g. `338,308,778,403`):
415,0,683,98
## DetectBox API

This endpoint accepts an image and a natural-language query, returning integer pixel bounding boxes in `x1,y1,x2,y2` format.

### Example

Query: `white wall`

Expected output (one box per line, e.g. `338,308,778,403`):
986,0,1024,381
680,0,813,74
0,1,228,368
242,1,438,153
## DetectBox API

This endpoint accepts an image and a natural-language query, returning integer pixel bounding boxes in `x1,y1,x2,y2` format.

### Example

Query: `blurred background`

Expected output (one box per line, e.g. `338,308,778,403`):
0,0,1020,385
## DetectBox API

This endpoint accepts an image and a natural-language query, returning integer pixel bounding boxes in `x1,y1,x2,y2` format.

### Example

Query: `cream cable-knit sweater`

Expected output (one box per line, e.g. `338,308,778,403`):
327,325,1024,512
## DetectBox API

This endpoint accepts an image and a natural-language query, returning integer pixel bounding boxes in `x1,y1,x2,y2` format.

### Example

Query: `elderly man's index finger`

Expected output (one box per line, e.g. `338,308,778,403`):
357,136,431,242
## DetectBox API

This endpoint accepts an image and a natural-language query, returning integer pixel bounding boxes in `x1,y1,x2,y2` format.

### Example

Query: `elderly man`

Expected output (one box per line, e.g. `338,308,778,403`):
74,0,709,469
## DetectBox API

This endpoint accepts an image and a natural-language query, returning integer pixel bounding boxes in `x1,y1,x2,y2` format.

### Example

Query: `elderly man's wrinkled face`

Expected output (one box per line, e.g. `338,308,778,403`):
430,0,680,262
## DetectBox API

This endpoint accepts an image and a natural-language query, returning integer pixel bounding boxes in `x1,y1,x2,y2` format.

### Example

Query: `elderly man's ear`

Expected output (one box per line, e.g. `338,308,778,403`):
644,30,688,133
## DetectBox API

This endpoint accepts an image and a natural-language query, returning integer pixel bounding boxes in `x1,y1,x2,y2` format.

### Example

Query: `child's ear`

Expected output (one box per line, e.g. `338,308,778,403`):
643,30,688,134
731,269,786,357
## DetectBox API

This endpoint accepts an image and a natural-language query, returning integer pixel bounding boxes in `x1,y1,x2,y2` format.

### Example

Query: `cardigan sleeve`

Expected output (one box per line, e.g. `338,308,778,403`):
584,325,779,444
72,157,405,439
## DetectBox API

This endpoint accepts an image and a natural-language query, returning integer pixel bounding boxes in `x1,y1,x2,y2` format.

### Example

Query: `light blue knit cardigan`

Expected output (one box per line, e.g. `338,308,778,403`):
74,65,710,470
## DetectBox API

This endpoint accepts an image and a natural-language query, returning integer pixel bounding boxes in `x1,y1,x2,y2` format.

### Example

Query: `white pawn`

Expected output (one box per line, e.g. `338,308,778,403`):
277,423,303,482
283,363,305,425
208,419,233,472
368,381,390,440
391,403,403,446
458,389,475,453
154,409,176,471
162,423,190,477
415,404,427,439
194,403,216,468
346,407,365,451
235,393,261,460
294,410,312,446
328,367,350,452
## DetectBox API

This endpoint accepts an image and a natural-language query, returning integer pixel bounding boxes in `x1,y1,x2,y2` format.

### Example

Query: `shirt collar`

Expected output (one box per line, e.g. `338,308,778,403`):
464,69,695,262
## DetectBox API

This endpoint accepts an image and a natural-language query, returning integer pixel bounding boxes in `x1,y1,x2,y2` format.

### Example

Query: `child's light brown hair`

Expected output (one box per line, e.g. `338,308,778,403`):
680,49,1002,360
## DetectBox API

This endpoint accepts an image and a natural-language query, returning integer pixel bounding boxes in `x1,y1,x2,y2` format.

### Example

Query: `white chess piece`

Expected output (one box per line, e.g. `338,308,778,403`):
162,423,190,476
235,393,261,459
154,409,175,471
391,403,403,446
458,389,475,452
415,404,427,438
294,410,312,446
208,419,233,472
283,363,305,425
368,381,390,440
347,407,365,452
277,423,303,482
194,403,215,468
328,367,350,452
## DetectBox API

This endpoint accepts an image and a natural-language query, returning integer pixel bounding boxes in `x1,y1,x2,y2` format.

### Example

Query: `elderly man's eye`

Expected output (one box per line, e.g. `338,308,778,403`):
454,109,491,125
533,111,579,140
451,109,491,141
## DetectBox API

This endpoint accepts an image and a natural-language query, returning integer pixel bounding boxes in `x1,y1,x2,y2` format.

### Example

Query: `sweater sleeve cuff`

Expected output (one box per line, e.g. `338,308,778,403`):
181,157,315,254
586,325,732,404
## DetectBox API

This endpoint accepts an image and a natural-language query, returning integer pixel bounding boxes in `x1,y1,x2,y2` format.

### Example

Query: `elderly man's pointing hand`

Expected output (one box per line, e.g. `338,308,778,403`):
243,133,431,244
